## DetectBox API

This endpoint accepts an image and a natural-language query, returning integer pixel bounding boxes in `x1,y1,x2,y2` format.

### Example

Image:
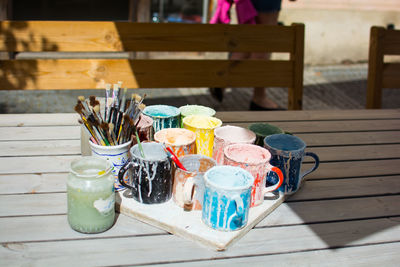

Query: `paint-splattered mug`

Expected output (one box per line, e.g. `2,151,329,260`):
173,154,217,211
154,128,196,158
118,143,173,204
264,134,320,195
223,143,284,207
179,105,215,128
202,166,254,231
248,123,285,147
213,125,256,165
143,105,180,134
89,139,131,191
183,115,222,157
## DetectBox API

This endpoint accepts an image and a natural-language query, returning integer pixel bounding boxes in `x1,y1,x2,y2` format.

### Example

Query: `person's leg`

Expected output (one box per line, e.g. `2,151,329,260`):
250,11,281,110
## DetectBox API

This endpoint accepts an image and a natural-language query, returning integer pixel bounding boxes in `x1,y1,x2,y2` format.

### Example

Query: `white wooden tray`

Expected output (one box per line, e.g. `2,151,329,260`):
116,191,285,251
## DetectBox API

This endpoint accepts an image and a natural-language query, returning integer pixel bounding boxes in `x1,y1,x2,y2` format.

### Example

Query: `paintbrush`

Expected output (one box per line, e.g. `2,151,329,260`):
164,146,187,171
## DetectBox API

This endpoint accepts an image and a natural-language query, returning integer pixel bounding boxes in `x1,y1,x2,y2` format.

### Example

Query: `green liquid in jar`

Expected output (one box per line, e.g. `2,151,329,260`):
67,158,115,234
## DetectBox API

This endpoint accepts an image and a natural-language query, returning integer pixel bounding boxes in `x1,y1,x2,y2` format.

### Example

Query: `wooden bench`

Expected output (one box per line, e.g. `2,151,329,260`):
0,21,304,110
367,26,400,109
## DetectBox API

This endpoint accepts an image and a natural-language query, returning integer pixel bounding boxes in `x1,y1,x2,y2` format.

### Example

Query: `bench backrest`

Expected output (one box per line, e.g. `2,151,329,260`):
367,26,400,109
0,21,304,110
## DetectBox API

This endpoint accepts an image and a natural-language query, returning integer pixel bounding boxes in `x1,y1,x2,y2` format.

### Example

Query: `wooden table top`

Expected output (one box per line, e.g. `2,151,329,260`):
1,109,399,266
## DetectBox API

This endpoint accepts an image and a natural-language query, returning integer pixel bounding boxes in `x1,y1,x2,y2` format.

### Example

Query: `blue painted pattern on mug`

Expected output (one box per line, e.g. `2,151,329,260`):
202,187,251,231
202,166,253,231
268,151,302,193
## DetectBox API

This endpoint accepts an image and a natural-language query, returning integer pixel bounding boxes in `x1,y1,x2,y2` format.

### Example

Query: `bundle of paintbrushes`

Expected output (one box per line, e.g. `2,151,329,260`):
74,83,146,146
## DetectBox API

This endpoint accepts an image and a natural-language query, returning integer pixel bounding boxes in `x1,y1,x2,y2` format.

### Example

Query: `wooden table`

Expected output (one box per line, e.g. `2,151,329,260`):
1,109,399,266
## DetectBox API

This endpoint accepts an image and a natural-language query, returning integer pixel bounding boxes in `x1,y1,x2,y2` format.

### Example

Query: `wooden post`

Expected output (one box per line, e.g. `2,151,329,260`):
288,23,304,110
366,26,385,109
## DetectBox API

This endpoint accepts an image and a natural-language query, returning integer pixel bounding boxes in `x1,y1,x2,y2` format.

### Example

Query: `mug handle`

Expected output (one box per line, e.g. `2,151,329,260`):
300,152,320,180
183,176,195,206
263,163,284,193
118,161,138,191
233,195,244,217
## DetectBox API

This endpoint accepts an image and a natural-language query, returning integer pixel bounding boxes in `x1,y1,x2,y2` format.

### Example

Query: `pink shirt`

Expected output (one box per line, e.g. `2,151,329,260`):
210,0,258,25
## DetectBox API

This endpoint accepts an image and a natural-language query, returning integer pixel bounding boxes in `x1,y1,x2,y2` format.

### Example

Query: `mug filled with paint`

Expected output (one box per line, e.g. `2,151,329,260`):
202,166,254,231
179,105,216,127
130,114,154,146
173,154,217,211
248,123,285,147
67,156,115,234
154,128,196,158
264,134,320,195
118,142,173,204
213,125,256,165
224,143,284,207
142,105,180,133
89,139,131,191
183,115,222,157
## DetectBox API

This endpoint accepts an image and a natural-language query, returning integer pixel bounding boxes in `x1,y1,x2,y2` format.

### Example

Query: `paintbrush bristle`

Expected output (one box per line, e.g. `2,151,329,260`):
89,96,97,107
93,104,100,114
78,96,85,102
139,103,146,110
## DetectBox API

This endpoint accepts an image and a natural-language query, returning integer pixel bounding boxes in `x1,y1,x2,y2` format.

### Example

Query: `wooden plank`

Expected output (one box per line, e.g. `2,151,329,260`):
258,195,400,227
0,21,296,53
0,193,66,217
291,175,400,201
0,59,293,90
0,214,165,243
0,140,80,156
0,113,79,127
0,217,399,266
306,159,400,179
0,155,79,174
308,144,400,162
0,111,398,127
382,63,400,88
297,131,400,146
383,28,400,55
216,109,400,122
150,242,400,267
0,173,67,194
233,120,400,133
0,126,80,141
288,23,304,110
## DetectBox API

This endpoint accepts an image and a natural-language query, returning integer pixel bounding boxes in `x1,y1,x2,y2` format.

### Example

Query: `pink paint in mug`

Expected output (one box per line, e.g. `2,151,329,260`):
154,128,196,158
224,143,284,207
213,125,256,165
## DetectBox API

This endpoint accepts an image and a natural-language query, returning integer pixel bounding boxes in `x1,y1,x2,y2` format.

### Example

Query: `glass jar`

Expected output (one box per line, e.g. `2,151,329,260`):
67,156,115,233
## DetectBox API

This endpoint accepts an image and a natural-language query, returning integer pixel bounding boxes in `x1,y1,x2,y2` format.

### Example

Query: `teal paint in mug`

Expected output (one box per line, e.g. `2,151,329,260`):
202,166,254,231
143,105,180,133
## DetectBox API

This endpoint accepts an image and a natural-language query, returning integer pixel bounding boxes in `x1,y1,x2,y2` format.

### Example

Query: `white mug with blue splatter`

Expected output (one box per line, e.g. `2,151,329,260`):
89,140,131,191
143,105,180,134
202,166,254,231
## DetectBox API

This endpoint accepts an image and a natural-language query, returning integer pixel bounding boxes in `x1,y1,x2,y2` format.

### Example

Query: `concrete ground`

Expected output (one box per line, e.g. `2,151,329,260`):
0,63,399,114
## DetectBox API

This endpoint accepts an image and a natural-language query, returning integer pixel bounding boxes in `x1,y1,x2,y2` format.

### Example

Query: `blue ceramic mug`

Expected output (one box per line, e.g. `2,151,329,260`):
264,134,319,195
142,105,180,134
202,166,254,231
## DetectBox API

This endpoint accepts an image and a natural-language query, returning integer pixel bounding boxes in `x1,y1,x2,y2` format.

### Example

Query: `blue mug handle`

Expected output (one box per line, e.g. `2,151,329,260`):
300,152,320,180
227,195,244,228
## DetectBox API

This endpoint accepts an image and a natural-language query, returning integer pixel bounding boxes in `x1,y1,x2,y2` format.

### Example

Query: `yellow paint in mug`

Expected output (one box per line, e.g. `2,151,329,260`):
183,115,222,157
